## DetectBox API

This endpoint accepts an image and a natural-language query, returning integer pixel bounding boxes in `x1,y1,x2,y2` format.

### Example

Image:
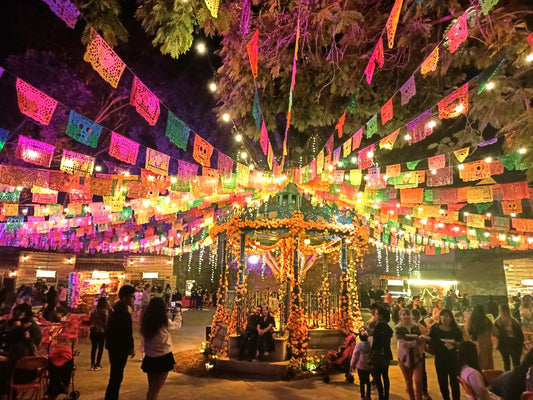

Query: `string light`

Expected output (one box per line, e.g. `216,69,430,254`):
222,113,230,122
485,81,495,90
235,134,242,142
196,42,206,54
385,249,390,273
208,82,217,92
519,148,527,154
240,152,248,159
526,53,533,63
427,120,437,129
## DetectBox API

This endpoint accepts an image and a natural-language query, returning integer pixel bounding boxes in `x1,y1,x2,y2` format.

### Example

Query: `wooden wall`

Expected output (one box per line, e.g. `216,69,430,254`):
125,255,176,288
17,251,76,286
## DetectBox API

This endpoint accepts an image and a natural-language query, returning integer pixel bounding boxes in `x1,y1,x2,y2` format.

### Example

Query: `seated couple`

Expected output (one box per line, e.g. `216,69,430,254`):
238,306,275,362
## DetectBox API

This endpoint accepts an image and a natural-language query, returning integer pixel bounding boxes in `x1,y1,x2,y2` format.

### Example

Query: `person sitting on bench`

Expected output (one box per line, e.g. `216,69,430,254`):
258,306,275,358
238,306,262,362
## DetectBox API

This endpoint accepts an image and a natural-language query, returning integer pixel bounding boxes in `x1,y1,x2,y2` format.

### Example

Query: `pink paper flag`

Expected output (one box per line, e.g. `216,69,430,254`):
130,76,160,126
15,136,55,167
16,79,58,125
109,132,139,165
352,128,363,151
428,154,446,170
446,13,468,54
260,120,269,155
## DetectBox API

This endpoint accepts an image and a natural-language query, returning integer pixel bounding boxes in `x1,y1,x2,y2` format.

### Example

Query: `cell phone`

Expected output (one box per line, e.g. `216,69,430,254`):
171,302,176,308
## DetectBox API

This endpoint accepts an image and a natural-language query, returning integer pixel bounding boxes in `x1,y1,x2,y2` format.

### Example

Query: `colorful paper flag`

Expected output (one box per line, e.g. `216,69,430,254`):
438,83,469,119
192,134,214,168
109,132,139,165
83,28,126,88
41,0,80,28
336,112,346,138
0,128,9,152
386,0,403,48
65,110,102,148
428,154,446,170
16,79,58,125
421,47,439,75
454,147,470,163
177,160,198,181
130,76,160,126
364,38,384,84
166,111,190,151
446,13,468,54
406,109,433,144
217,152,234,178
326,135,334,155
358,144,375,170
247,29,259,79
15,136,55,167
379,129,399,150
400,75,416,105
366,115,378,138
381,98,393,125
352,129,363,151
204,0,220,18
60,149,95,176
145,148,170,176
343,139,352,158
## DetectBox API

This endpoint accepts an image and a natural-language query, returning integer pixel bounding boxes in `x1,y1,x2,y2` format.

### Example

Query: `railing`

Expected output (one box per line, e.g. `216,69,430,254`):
223,290,341,331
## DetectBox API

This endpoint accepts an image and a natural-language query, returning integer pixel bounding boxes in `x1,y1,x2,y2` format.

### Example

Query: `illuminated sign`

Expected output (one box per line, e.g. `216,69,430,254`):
142,272,159,279
36,270,56,278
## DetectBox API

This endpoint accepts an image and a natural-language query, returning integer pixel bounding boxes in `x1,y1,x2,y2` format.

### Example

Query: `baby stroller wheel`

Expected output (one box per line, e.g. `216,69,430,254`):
322,375,330,383
69,391,80,399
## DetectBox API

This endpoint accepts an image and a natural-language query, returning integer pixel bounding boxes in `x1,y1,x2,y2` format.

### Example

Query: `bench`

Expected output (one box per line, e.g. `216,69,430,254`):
227,334,288,362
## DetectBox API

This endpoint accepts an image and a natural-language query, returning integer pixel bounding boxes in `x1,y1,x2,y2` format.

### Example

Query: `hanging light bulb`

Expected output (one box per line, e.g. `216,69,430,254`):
526,53,533,63
95,165,102,172
208,82,217,92
222,113,231,122
519,148,527,154
235,134,243,142
485,81,495,90
427,120,437,129
241,152,248,159
196,42,206,54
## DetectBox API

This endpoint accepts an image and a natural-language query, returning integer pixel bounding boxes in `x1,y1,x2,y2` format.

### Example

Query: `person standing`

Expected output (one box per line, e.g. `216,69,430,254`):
141,298,175,400
493,303,523,371
466,304,494,370
350,331,373,400
105,285,136,400
163,284,172,306
396,308,425,400
428,309,463,400
90,297,108,371
141,284,151,317
371,306,394,400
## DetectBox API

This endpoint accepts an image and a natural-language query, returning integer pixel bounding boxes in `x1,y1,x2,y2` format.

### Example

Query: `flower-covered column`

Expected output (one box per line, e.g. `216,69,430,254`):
288,239,308,360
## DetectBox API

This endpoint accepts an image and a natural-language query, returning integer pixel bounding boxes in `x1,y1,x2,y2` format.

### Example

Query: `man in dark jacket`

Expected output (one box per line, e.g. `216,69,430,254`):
238,306,262,361
104,285,135,400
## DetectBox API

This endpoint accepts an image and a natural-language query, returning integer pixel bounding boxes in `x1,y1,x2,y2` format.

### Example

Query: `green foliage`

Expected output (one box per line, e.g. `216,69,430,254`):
74,0,129,47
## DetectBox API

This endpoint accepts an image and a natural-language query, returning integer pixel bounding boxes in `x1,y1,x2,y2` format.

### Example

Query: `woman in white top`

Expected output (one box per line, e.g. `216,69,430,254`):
457,341,498,400
140,297,175,400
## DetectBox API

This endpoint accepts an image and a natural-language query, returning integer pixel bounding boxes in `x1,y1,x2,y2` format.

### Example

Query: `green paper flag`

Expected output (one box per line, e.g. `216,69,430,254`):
498,153,521,170
423,189,433,203
366,115,378,138
406,160,421,170
252,90,262,130
348,91,358,114
474,202,493,214
166,111,190,151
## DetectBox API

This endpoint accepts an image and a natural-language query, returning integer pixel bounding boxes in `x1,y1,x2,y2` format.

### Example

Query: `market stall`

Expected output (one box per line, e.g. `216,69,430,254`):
16,251,76,288
125,255,176,290
74,254,125,310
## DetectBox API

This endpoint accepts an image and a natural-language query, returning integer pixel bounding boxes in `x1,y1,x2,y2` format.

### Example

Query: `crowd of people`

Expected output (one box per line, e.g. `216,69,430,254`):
353,293,533,400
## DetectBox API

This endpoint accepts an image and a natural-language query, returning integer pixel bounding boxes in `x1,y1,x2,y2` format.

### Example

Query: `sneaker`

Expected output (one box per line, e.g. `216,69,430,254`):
95,365,102,370
90,366,96,371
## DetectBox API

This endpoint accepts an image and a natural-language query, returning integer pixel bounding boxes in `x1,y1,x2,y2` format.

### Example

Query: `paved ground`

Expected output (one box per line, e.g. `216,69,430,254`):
71,309,504,400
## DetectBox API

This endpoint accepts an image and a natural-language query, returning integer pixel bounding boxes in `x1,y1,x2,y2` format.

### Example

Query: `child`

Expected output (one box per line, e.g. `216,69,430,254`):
350,331,373,400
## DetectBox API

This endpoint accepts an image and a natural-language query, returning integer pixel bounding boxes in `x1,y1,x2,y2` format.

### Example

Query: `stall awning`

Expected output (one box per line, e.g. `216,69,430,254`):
74,262,125,271
75,254,125,272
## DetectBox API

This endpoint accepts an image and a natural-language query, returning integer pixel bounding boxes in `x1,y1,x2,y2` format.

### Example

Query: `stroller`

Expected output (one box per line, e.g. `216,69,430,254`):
322,332,357,383
46,345,79,399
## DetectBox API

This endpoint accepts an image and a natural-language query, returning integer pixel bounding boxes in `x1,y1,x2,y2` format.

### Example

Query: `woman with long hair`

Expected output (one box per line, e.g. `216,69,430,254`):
432,299,444,325
140,297,175,400
466,304,494,370
395,308,425,400
493,303,523,371
89,296,108,371
457,341,497,400
371,306,394,400
429,309,463,400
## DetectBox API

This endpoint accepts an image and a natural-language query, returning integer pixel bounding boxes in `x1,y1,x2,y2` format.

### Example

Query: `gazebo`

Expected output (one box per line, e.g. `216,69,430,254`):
208,183,369,361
